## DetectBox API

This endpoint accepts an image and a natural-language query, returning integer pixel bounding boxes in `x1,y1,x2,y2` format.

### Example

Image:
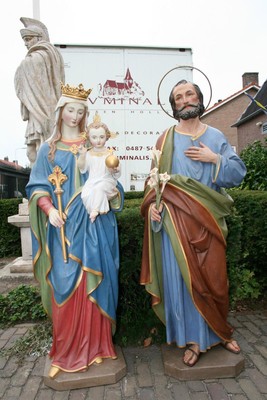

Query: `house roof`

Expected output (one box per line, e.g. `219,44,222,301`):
104,80,129,90
203,83,260,117
232,79,267,127
104,80,117,88
0,159,24,170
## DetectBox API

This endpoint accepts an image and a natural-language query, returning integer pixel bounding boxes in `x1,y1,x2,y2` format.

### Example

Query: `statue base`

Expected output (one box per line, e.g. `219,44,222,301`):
8,257,33,274
161,343,245,381
43,346,126,390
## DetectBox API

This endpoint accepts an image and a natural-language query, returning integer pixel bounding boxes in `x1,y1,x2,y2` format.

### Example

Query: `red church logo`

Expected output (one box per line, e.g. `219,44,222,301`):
97,68,145,100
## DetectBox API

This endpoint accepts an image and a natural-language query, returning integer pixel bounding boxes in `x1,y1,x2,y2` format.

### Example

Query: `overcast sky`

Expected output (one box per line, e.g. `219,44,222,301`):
2,0,267,167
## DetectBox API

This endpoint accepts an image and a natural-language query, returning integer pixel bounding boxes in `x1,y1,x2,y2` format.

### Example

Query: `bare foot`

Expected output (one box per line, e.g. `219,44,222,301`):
223,340,240,354
90,210,98,223
183,344,200,367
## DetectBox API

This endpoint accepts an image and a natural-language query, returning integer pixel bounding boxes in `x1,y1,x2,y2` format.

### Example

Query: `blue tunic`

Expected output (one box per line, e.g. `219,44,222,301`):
161,125,246,350
26,141,124,326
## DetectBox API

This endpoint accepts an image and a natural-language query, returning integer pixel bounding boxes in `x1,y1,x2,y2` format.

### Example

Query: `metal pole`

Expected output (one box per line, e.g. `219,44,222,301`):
32,0,40,20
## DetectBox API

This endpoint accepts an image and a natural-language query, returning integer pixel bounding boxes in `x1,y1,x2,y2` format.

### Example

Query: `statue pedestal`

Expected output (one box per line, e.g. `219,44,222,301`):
43,346,126,390
161,344,245,381
7,199,33,274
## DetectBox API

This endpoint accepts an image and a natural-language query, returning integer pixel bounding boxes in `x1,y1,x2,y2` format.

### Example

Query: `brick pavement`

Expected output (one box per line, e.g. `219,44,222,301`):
0,310,267,399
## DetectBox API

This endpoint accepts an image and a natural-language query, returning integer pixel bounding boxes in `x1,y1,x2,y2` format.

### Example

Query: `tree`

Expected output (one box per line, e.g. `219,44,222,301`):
238,138,267,190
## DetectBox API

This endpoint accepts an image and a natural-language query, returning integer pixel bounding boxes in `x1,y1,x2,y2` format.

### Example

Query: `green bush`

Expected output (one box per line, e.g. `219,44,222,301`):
115,206,165,345
239,138,267,190
229,190,267,290
0,191,266,344
124,191,144,200
0,285,47,327
0,199,22,257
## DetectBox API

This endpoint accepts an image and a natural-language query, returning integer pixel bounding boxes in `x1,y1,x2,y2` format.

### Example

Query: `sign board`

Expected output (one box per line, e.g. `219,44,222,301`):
55,45,193,191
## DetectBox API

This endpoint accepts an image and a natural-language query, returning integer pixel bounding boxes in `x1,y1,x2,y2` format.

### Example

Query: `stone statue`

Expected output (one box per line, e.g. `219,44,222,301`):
14,17,65,165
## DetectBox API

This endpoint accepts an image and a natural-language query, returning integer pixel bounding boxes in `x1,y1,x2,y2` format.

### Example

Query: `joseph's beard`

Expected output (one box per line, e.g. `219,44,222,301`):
174,103,203,120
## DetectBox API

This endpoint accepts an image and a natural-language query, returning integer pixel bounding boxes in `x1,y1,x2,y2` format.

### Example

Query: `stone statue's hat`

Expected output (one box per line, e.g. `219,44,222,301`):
20,17,50,41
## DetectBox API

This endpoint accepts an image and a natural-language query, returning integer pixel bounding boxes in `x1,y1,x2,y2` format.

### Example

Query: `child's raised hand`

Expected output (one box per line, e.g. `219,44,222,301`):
78,144,87,154
108,166,120,173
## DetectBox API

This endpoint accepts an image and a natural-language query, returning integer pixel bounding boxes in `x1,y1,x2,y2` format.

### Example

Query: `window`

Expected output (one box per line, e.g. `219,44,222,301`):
262,122,267,135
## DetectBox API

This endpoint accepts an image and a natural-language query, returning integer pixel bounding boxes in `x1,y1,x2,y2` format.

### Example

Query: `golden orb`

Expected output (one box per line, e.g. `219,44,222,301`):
105,154,119,168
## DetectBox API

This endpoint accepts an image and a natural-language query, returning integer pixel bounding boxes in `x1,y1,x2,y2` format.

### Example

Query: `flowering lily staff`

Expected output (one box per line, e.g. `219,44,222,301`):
147,147,170,210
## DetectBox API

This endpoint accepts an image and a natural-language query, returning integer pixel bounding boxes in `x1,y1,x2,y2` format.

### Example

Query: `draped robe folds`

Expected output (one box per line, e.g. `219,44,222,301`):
15,41,65,144
26,140,123,372
140,125,247,344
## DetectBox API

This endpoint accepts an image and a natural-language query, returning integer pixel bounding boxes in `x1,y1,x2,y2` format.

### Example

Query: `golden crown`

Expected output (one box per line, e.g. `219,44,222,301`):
61,82,92,100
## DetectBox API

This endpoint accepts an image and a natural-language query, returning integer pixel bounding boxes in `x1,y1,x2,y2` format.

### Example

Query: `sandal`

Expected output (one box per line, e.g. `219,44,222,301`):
183,346,201,367
222,340,241,354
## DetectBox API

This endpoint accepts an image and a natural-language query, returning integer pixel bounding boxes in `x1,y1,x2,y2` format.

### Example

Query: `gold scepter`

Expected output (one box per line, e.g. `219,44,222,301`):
48,166,68,263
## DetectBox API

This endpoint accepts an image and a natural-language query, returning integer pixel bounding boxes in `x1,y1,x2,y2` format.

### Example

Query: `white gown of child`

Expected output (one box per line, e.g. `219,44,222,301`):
80,149,121,216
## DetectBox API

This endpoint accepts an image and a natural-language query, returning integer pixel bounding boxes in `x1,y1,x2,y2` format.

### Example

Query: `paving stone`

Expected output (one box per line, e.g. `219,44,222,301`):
122,348,137,374
237,328,258,343
254,344,267,359
15,327,29,335
53,390,71,400
0,328,17,341
0,339,9,350
206,382,229,400
154,374,172,400
3,385,22,399
32,356,46,376
136,361,153,387
150,352,164,375
228,316,243,328
0,377,10,397
249,354,267,375
0,356,19,378
139,387,155,400
105,388,122,400
220,377,243,394
187,380,206,392
87,385,104,399
248,368,267,393
236,315,250,322
243,321,262,336
239,378,265,400
172,382,191,400
122,374,137,397
19,375,43,400
25,354,39,362
236,336,254,354
4,333,26,350
246,315,266,327
35,388,54,400
0,355,9,369
10,363,34,386
190,393,210,400
68,387,89,399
